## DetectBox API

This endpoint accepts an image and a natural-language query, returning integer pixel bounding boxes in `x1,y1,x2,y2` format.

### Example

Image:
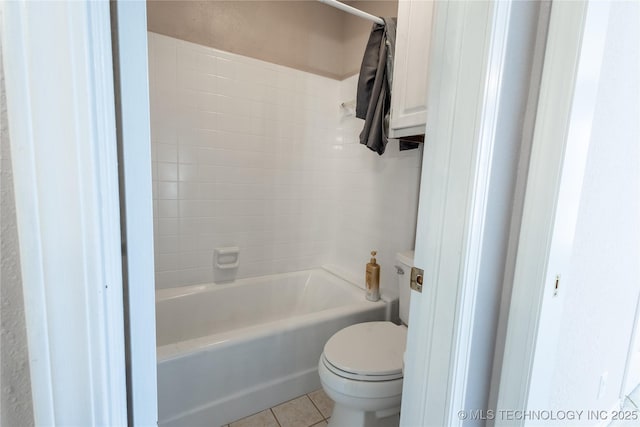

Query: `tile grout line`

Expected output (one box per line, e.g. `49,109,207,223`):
305,393,326,425
306,393,328,426
269,408,283,427
303,394,323,427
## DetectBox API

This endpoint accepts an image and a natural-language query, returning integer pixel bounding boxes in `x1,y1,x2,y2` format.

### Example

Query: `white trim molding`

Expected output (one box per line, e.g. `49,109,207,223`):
110,0,159,425
2,2,128,424
496,1,611,424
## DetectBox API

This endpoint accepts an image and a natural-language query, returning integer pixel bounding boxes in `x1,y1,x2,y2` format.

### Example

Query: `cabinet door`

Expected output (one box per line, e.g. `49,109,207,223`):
389,0,434,138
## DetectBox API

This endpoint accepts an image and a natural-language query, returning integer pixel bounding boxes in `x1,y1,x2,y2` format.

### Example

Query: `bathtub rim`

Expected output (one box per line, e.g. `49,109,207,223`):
155,266,398,303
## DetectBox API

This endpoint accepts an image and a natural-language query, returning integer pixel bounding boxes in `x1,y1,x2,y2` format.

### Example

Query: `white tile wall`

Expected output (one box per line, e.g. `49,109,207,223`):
149,33,422,291
325,76,422,294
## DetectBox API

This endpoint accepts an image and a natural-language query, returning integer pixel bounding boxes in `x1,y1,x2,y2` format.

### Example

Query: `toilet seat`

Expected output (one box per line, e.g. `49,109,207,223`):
321,354,403,381
322,321,407,382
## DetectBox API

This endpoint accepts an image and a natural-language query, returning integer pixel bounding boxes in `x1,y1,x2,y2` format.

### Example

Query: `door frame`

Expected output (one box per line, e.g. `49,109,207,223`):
2,0,157,425
495,0,611,422
2,1,129,424
2,0,578,425
110,1,158,425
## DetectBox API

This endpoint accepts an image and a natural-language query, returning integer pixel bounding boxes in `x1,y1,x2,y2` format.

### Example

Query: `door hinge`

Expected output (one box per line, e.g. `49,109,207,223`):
410,267,424,293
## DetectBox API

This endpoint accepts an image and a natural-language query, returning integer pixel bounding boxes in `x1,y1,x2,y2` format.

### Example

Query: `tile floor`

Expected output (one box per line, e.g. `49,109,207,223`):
225,389,334,427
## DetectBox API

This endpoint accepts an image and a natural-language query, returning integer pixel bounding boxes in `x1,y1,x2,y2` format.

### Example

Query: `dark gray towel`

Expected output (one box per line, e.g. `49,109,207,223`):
356,17,419,155
356,17,395,155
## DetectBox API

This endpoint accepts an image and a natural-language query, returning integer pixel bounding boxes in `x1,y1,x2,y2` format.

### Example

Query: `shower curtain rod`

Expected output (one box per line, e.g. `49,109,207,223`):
317,0,385,25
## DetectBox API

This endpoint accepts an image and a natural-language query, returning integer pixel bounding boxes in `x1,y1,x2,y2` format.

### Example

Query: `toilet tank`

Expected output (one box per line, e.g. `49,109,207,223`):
396,251,415,325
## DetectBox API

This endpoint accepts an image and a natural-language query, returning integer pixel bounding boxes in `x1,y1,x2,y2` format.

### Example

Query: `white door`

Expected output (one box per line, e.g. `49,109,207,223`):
497,0,639,424
400,1,547,425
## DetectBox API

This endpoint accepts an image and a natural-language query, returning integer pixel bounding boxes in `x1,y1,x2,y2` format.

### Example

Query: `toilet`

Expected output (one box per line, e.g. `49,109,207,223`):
318,251,414,427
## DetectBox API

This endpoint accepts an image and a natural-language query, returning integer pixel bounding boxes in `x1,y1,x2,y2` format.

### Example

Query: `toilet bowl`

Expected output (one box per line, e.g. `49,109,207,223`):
319,321,407,427
318,252,414,427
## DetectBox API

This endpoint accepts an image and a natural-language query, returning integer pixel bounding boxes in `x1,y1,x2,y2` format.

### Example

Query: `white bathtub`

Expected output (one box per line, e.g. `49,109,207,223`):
156,268,395,427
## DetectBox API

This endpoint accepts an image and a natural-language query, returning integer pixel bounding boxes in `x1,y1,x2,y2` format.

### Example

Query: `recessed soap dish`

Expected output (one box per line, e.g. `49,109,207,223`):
214,246,240,270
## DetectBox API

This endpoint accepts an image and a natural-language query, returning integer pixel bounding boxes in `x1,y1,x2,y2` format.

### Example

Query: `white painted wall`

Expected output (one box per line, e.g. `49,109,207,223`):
548,0,640,416
148,33,422,293
0,36,34,427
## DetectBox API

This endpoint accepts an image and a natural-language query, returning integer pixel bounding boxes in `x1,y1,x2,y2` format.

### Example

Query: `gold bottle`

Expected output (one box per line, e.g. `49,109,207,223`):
366,251,380,301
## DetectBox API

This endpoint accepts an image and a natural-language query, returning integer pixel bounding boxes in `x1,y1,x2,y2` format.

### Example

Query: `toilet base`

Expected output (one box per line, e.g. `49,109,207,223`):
327,404,400,427
319,353,402,427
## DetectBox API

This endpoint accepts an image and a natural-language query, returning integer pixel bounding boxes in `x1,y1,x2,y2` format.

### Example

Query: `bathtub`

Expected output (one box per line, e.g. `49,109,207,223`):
156,268,396,427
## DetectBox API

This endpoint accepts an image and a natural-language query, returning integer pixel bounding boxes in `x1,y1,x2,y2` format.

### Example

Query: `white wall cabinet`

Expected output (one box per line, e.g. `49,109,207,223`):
389,0,434,139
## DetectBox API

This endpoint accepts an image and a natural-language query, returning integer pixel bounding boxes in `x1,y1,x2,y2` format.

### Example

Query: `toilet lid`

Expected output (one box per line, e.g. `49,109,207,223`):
323,322,407,378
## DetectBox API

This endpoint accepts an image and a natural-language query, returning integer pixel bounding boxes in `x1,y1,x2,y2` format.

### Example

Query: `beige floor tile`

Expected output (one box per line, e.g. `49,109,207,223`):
229,409,279,427
308,389,334,419
272,395,324,427
310,421,328,427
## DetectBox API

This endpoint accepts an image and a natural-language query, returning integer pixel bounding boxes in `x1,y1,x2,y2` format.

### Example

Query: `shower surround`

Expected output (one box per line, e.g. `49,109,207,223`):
149,32,422,293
